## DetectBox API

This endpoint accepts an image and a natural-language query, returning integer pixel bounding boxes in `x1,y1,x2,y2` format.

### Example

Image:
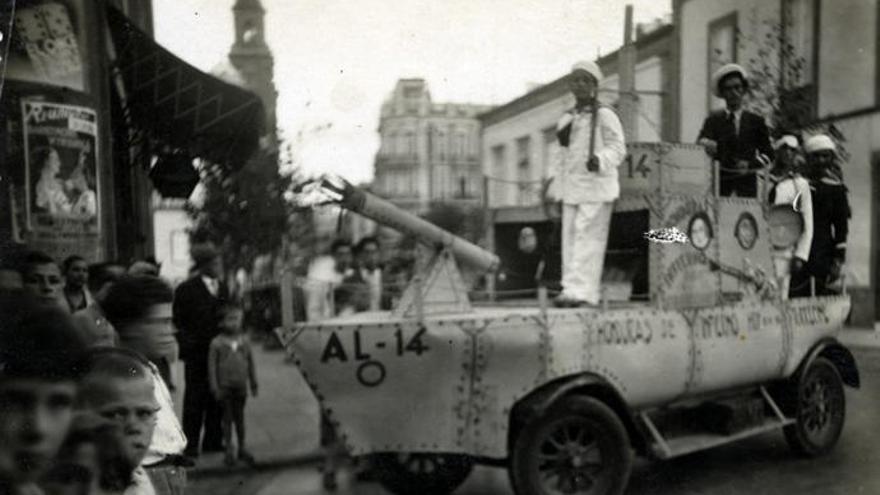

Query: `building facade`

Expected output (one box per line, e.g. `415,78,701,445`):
480,23,675,208
674,0,878,325
373,79,493,213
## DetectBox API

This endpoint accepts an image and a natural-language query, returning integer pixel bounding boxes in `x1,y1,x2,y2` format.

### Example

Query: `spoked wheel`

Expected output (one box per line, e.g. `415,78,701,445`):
371,452,474,495
783,357,846,456
511,397,632,495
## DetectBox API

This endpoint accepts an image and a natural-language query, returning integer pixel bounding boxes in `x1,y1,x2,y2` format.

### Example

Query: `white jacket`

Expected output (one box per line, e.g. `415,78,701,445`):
550,106,627,204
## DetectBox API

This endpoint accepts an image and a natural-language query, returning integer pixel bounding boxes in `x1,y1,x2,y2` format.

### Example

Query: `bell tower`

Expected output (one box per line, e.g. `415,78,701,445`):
228,0,277,144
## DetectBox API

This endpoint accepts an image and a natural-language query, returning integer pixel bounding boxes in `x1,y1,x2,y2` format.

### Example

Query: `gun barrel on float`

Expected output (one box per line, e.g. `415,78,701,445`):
319,176,499,273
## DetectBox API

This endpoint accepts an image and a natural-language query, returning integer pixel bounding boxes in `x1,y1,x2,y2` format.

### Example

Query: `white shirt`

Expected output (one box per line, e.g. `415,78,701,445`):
360,267,382,311
771,174,814,261
728,108,743,135
551,105,627,204
142,363,187,466
201,275,219,297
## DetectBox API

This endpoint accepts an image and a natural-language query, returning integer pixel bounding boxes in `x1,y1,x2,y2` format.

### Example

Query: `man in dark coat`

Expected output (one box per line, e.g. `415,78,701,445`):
698,63,773,197
173,243,227,458
790,134,851,297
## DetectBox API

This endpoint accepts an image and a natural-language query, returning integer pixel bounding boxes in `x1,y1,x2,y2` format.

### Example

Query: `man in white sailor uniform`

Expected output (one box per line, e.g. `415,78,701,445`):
548,60,626,307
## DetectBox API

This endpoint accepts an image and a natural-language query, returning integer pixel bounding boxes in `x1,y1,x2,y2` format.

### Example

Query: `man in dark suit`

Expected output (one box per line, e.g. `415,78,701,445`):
173,243,227,459
698,63,773,197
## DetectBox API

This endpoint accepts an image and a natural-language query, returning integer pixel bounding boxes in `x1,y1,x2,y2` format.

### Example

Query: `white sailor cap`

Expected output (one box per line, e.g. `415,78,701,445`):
804,134,836,154
711,63,749,97
571,60,603,82
773,135,799,150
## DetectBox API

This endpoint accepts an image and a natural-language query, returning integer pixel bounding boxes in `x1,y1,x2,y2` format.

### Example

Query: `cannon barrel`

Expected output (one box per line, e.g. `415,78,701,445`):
324,177,499,273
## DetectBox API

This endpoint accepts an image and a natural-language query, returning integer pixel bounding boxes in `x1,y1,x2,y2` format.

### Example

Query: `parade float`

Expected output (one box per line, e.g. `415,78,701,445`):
278,142,858,495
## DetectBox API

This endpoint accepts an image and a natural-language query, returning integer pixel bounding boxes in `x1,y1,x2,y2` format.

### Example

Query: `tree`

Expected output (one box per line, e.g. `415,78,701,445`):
726,7,850,160
187,145,314,274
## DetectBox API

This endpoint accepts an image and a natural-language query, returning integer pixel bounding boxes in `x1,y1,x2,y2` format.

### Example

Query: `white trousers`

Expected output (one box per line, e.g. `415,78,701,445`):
561,202,613,303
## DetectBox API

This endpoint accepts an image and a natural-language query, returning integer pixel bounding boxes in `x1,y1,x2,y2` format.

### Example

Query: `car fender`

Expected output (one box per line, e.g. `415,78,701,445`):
794,337,860,388
509,372,649,455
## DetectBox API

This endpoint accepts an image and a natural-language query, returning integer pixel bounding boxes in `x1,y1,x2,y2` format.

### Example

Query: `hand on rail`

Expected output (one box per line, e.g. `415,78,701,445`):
698,138,718,158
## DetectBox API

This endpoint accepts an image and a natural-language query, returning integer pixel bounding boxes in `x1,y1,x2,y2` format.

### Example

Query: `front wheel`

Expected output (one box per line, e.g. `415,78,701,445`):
371,453,473,495
783,357,846,456
510,396,632,495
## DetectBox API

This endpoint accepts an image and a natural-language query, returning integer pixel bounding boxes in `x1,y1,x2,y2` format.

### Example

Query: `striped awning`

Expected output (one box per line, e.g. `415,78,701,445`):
106,6,264,171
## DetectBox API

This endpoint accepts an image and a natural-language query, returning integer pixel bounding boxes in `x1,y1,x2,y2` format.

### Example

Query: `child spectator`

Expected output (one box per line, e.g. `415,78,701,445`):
61,255,91,313
22,250,64,305
71,262,126,347
75,348,161,495
208,302,258,467
0,293,87,494
100,275,189,492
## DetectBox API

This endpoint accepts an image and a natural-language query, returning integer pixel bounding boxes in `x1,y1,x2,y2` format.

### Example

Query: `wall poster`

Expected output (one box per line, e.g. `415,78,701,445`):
22,99,100,260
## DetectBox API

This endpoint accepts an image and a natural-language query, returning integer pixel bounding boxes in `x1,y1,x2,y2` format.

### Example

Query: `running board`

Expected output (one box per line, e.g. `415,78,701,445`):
641,386,794,460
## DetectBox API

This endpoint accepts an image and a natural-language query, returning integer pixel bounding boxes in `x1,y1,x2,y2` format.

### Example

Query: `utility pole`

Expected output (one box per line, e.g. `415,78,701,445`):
618,4,638,141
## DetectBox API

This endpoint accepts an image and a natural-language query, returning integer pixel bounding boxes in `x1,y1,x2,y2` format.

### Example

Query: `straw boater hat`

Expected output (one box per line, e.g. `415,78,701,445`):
571,60,603,82
711,63,749,97
804,134,836,154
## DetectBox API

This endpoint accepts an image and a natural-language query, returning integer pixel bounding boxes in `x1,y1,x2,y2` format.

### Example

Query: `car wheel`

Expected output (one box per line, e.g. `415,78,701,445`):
510,396,632,495
371,452,473,495
783,357,846,456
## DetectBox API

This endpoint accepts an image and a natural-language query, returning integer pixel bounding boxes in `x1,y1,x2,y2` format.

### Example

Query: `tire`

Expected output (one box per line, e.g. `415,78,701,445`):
510,396,632,495
783,357,846,457
371,453,474,495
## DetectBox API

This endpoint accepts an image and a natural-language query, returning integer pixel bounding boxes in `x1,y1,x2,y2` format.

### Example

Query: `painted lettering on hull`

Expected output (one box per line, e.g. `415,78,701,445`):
585,317,677,347
318,327,431,387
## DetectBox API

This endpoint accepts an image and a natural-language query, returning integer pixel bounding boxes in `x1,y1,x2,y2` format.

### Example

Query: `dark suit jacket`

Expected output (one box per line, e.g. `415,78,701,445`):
173,276,228,365
698,109,773,175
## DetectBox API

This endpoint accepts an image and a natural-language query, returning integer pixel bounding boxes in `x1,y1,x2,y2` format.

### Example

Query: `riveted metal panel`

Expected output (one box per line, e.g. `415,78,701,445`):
276,320,472,455
277,295,850,460
650,194,721,308
717,198,774,295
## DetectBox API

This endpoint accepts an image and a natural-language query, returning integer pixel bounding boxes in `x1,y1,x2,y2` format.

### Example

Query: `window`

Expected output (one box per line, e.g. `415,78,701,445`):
516,137,532,205
491,144,506,205
406,132,417,156
436,130,446,160
783,0,816,88
542,126,558,178
779,0,818,126
433,165,450,199
454,132,466,157
707,12,738,108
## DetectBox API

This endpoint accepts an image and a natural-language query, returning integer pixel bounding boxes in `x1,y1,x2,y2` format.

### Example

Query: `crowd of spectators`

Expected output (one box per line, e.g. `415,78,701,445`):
0,241,258,495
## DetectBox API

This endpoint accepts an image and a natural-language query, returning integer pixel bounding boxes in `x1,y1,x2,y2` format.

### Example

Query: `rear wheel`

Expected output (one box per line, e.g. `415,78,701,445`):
371,452,473,495
510,396,632,495
783,357,846,456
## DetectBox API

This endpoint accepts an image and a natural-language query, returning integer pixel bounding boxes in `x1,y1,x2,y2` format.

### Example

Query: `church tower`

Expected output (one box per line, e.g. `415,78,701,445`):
228,0,277,144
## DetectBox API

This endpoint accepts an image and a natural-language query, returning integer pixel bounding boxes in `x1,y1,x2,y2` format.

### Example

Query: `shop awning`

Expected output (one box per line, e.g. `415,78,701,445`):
106,6,264,171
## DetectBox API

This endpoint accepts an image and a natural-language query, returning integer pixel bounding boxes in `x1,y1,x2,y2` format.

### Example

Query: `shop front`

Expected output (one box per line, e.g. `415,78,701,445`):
1,0,263,263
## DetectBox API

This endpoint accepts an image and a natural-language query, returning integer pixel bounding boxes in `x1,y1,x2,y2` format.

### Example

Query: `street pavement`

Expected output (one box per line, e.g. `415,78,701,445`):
187,327,880,494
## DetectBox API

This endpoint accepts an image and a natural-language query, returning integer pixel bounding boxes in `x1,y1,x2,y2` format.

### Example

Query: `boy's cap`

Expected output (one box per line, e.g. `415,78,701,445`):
804,134,836,154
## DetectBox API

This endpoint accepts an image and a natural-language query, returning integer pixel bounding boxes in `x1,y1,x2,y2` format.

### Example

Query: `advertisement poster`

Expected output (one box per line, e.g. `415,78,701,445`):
22,100,100,259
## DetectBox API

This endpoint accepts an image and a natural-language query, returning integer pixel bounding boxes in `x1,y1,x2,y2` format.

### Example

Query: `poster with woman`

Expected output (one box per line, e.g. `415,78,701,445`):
22,100,99,237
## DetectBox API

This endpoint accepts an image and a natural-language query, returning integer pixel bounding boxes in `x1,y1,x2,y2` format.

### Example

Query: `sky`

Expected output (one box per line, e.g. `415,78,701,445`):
154,0,672,184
